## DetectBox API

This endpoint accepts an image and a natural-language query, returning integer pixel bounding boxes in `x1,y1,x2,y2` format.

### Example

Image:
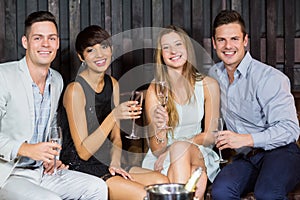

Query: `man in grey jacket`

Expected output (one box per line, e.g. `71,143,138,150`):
0,11,107,200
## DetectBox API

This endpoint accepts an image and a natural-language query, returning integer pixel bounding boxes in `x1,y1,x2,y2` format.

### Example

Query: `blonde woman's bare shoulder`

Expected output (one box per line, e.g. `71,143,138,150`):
202,75,220,90
202,75,218,84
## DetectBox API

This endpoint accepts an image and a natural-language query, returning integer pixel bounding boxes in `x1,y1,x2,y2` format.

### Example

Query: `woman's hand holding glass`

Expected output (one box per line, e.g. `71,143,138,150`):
118,91,143,139
113,100,142,120
155,81,172,131
152,104,170,144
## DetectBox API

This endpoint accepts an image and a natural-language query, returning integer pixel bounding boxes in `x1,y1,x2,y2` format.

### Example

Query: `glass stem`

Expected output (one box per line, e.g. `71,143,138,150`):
131,119,136,135
218,149,223,160
53,155,57,174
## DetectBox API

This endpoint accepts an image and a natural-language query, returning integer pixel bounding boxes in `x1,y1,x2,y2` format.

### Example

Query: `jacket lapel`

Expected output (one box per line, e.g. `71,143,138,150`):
18,58,35,134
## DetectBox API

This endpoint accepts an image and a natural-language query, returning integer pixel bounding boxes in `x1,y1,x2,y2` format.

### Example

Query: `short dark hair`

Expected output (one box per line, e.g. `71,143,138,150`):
24,11,58,37
212,10,246,38
75,25,111,59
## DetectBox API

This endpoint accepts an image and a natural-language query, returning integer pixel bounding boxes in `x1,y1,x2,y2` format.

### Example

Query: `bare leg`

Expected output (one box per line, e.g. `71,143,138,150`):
106,168,169,200
129,166,170,185
107,176,146,200
167,141,207,199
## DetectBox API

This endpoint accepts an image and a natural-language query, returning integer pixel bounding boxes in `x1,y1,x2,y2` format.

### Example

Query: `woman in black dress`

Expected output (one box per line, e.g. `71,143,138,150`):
60,25,169,200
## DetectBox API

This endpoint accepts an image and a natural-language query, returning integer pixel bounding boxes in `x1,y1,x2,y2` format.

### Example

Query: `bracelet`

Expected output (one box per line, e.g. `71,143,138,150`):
154,131,165,144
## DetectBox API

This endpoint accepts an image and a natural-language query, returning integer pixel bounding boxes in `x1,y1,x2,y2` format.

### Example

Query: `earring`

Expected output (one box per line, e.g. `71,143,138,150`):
82,61,87,68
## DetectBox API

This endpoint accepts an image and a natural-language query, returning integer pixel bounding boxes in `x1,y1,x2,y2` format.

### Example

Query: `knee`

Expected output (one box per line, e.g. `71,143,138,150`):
211,180,237,200
211,181,225,199
169,141,190,152
155,174,170,184
147,171,170,185
85,178,108,200
169,141,195,158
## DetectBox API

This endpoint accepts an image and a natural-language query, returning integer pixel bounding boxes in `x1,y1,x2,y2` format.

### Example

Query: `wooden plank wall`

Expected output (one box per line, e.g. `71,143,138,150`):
0,0,299,91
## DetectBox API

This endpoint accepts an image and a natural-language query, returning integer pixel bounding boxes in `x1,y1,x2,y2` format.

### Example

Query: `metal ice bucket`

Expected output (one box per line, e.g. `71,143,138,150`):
144,183,195,200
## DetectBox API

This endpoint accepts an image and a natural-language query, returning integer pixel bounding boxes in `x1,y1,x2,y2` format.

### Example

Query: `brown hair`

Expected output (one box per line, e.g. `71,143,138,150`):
24,11,58,37
212,10,247,38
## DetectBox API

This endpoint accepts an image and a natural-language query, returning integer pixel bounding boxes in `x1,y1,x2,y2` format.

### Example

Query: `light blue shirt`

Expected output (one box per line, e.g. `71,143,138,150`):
17,71,51,168
209,52,299,152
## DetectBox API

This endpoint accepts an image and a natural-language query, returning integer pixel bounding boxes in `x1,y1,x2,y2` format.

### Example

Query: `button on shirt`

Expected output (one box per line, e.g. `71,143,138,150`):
17,72,51,168
208,52,299,152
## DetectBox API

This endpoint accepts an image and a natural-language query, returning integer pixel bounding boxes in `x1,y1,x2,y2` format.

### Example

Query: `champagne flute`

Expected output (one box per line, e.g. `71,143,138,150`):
49,126,62,175
212,118,228,164
155,80,172,130
126,91,143,140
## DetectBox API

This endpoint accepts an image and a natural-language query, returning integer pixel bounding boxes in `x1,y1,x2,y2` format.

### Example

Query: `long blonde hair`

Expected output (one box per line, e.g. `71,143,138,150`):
154,25,205,132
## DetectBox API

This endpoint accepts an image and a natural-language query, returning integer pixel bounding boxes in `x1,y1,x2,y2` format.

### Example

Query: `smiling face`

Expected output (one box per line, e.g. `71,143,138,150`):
81,42,112,74
160,31,187,72
22,21,59,69
212,23,248,71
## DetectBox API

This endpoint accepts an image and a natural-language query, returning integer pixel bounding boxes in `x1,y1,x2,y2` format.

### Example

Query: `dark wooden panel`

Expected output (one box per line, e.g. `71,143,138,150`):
297,1,300,37
111,0,123,79
48,0,60,73
191,0,204,45
152,0,163,27
284,0,295,88
26,0,38,14
249,0,262,61
17,1,26,59
90,0,102,25
163,0,171,26
172,0,184,28
131,0,144,78
80,0,90,29
183,0,191,34
266,0,277,67
53,0,68,82
5,0,17,61
104,0,111,34
231,0,242,13
38,0,48,10
0,0,5,62
296,39,300,62
143,0,151,27
69,0,81,80
132,0,143,28
49,0,59,22
112,0,122,34
211,0,223,62
143,0,153,64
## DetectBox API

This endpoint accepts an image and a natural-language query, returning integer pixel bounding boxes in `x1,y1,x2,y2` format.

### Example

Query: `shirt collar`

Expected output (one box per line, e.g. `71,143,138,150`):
236,51,252,78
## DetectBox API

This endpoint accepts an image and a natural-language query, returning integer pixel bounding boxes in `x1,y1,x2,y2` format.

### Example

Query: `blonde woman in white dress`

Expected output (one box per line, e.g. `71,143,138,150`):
142,25,221,199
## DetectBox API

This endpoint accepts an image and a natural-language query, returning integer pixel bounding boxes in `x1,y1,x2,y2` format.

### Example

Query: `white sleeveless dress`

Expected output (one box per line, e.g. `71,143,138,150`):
142,80,220,182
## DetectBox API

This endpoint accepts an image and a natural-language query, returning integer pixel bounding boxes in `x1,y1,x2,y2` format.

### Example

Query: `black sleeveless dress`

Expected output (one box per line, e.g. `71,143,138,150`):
60,74,115,180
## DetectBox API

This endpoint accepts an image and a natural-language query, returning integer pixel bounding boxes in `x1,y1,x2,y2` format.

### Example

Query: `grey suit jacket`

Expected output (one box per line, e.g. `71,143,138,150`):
0,57,63,188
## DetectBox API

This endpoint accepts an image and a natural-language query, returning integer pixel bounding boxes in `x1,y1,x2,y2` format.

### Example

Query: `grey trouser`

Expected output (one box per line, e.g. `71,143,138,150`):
0,167,108,200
